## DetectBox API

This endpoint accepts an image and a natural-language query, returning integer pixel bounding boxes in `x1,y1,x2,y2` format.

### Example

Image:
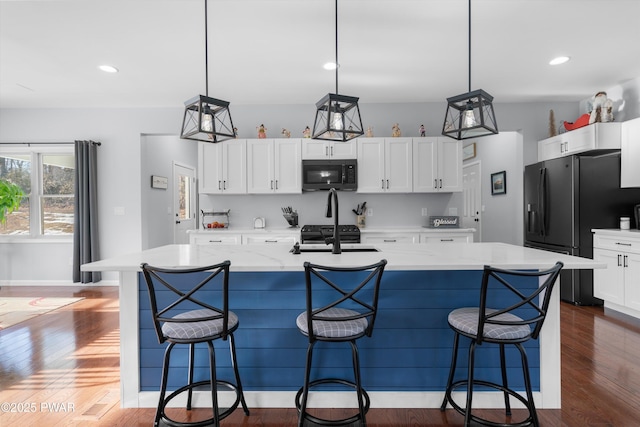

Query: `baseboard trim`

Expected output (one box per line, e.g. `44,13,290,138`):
0,280,119,287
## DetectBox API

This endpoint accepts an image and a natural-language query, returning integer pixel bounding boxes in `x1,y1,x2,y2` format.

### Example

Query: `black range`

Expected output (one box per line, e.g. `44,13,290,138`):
300,224,361,244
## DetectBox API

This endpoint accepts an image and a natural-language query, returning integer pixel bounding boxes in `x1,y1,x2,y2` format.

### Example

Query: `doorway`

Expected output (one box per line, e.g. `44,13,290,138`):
463,161,482,242
173,162,196,244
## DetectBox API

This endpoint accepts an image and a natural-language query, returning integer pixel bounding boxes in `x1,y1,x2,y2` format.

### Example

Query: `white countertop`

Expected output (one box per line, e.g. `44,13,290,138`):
81,242,603,273
592,228,640,238
188,227,476,234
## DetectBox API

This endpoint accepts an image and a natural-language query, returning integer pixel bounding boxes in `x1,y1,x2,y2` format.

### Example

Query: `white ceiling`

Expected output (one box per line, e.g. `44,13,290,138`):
1,0,639,109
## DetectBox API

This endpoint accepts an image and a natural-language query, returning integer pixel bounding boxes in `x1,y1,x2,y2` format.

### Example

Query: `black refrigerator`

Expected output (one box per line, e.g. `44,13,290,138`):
524,152,640,305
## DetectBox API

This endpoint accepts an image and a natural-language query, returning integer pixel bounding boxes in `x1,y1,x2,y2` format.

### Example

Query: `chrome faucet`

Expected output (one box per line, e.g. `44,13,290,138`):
325,188,341,254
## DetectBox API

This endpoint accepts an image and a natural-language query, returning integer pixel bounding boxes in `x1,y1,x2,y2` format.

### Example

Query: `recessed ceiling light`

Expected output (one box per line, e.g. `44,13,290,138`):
98,65,119,73
323,62,339,71
549,56,570,66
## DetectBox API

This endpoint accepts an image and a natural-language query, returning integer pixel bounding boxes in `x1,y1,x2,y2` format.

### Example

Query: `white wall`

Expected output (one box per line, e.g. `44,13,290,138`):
141,134,198,250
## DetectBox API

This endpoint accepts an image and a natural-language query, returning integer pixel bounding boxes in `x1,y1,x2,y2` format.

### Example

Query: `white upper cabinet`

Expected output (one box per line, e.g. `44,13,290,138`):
301,140,357,159
247,139,302,194
413,137,462,192
357,137,413,193
621,117,640,188
538,123,622,161
198,140,247,194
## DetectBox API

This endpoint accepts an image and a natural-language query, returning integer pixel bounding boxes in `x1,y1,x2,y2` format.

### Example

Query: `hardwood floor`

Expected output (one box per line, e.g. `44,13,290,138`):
1,285,640,426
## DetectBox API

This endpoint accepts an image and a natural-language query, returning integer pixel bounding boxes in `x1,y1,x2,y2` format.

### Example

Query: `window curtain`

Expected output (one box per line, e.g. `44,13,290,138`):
73,140,101,283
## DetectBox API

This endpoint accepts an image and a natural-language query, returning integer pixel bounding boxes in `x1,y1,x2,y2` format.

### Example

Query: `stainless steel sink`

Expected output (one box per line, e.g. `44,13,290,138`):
293,244,380,253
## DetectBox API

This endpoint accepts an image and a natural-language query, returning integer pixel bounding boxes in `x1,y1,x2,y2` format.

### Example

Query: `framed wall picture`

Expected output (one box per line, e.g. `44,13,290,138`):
151,175,168,189
463,142,476,161
491,171,506,195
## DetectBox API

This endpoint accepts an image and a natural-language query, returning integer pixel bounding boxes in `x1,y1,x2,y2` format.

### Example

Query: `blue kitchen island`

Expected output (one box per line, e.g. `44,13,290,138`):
81,242,603,410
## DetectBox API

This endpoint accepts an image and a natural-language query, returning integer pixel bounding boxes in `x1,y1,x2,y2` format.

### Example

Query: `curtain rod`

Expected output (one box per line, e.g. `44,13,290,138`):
0,141,101,146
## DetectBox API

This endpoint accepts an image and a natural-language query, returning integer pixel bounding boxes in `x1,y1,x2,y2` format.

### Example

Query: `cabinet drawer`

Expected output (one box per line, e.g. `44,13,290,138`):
243,235,298,244
593,234,640,254
190,234,242,245
361,233,419,244
420,233,472,243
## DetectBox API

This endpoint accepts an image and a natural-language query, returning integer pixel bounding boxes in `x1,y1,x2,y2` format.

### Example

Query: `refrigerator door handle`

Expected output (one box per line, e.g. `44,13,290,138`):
539,167,547,236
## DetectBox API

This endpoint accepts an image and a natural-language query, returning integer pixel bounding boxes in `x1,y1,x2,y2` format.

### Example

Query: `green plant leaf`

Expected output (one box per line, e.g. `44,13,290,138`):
0,179,25,224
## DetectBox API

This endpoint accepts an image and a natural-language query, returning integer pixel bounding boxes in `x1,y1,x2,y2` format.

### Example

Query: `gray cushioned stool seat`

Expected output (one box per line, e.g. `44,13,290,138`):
448,307,532,341
162,308,239,340
296,307,368,338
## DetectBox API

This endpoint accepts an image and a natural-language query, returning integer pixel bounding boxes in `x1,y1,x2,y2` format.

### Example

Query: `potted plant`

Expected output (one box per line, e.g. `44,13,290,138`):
0,179,24,224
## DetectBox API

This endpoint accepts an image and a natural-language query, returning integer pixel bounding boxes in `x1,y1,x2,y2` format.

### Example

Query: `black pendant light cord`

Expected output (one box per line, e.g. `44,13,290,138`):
334,0,339,94
204,0,209,98
468,0,471,93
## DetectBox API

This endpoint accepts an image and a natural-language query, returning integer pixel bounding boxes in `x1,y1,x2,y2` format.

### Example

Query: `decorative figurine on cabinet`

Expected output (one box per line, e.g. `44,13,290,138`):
392,123,402,137
233,127,239,138
281,128,291,138
257,124,267,139
419,124,426,137
589,91,614,124
365,126,374,137
302,126,311,138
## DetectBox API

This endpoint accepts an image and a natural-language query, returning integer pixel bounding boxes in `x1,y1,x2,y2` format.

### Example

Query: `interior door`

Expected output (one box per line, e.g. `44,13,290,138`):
462,161,481,242
173,162,196,244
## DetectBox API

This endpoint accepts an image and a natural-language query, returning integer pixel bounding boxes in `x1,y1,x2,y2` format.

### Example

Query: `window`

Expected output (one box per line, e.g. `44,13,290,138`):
0,146,75,237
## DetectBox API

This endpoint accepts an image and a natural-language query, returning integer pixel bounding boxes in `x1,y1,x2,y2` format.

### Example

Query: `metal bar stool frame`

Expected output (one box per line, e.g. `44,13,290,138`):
440,262,563,427
295,259,387,427
141,261,250,427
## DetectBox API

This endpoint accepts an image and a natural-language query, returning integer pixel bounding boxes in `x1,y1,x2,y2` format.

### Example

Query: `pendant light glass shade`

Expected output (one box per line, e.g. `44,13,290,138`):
311,0,363,142
442,89,498,140
180,0,234,143
181,95,235,142
312,93,364,141
442,0,498,141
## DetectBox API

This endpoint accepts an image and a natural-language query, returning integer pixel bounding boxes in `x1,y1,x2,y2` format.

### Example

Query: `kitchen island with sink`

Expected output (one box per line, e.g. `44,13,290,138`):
82,242,603,410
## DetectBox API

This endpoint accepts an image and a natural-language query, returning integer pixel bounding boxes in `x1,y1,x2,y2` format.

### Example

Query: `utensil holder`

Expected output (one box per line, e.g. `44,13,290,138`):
357,215,366,228
283,213,299,228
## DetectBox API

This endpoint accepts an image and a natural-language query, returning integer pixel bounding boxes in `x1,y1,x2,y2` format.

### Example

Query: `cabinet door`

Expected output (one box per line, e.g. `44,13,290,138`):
624,253,640,311
413,138,438,192
621,117,640,188
537,135,565,161
301,140,329,159
247,139,275,193
330,141,357,159
222,140,247,194
385,138,413,192
274,139,302,193
199,142,223,193
357,138,385,193
439,139,463,192
593,249,625,305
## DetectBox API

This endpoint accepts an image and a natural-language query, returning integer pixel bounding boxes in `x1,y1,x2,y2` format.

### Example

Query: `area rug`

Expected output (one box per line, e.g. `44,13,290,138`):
0,296,84,330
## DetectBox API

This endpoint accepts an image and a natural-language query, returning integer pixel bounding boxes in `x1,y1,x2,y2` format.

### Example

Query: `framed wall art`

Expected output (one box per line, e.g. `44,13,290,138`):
491,171,506,195
463,142,476,161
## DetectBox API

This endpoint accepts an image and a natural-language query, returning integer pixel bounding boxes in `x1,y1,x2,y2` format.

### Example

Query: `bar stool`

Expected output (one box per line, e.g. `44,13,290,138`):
141,261,250,427
440,262,563,427
295,259,387,427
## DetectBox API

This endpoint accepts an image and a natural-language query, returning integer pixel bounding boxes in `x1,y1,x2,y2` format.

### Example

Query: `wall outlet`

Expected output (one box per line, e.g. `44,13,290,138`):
422,208,428,217
114,206,125,216
449,207,458,216
366,208,373,217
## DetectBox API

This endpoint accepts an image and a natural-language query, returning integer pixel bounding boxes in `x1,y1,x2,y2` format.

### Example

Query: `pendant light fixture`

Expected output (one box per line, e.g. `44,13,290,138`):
312,0,364,142
442,0,498,140
180,0,235,143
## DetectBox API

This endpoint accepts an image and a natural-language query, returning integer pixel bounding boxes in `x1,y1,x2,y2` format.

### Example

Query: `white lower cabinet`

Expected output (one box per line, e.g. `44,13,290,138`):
420,232,473,243
361,232,419,244
593,231,640,317
190,234,242,245
243,234,298,244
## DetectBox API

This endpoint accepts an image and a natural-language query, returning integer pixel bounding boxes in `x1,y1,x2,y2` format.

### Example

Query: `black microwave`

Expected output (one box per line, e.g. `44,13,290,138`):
302,159,357,191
